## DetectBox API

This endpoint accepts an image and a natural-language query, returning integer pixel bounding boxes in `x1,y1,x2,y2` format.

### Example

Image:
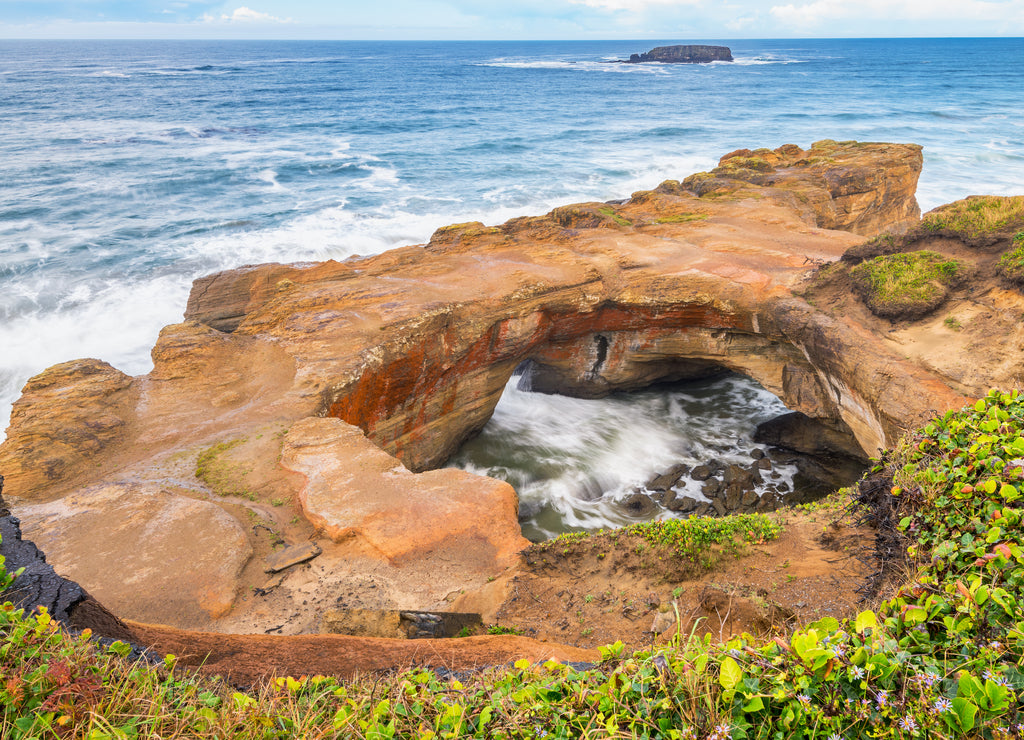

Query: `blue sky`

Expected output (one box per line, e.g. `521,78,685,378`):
2,0,1023,39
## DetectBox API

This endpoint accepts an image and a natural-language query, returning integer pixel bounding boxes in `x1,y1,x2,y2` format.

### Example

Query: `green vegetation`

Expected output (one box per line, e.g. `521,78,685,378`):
625,514,781,564
597,207,632,227
534,514,781,573
944,315,964,331
10,392,1024,736
654,213,709,225
850,250,963,318
998,232,1024,283
716,156,774,174
922,195,1024,241
194,438,252,499
486,625,525,636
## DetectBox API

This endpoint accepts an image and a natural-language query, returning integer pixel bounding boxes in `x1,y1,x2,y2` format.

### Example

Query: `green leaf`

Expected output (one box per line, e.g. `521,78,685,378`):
808,616,840,634
958,673,984,703
952,697,977,731
720,656,742,690
741,696,764,713
854,610,876,634
905,605,927,624
985,680,1010,711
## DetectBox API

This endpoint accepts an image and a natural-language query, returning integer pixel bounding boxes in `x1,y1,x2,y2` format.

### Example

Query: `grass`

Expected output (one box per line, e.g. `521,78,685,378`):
597,207,632,227
532,513,782,574
194,438,252,499
9,393,1024,737
998,232,1024,283
850,250,963,319
654,213,709,225
922,195,1024,241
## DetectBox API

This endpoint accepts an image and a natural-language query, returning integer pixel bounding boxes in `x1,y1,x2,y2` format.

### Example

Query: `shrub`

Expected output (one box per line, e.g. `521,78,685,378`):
850,250,963,319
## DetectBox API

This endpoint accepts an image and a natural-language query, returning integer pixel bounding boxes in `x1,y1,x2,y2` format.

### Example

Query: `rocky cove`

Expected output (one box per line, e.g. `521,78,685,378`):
4,139,1024,677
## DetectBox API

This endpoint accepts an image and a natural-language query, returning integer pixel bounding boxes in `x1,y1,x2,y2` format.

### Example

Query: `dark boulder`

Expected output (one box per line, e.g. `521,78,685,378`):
626,45,733,64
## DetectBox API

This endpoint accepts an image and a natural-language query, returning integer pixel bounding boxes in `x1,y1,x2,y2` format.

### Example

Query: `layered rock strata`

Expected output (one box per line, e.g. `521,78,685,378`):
0,140,969,633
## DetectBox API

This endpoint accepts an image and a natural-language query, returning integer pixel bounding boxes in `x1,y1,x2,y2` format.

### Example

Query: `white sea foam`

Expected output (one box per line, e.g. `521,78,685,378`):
726,56,805,66
0,273,192,440
255,168,287,191
449,374,796,538
476,59,670,74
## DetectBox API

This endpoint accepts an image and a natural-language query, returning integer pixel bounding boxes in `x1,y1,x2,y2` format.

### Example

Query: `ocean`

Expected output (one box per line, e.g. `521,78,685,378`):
2,38,1022,533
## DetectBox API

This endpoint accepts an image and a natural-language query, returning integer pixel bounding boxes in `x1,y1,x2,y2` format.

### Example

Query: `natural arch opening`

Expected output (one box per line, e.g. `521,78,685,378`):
446,362,868,541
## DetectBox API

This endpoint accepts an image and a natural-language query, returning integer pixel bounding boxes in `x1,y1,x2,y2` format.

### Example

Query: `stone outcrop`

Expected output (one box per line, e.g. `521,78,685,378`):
626,45,733,64
0,140,971,634
280,417,523,567
15,482,252,626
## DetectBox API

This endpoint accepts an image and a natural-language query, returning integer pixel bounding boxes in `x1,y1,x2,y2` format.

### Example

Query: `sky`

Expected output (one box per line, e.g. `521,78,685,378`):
1,0,1023,39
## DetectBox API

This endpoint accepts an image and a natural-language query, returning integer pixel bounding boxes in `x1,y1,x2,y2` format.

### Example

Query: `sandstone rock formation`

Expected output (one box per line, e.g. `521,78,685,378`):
0,140,975,635
626,45,733,64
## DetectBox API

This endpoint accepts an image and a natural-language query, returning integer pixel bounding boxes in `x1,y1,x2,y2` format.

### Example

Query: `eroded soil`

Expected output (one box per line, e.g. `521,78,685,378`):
490,500,877,655
800,234,1024,400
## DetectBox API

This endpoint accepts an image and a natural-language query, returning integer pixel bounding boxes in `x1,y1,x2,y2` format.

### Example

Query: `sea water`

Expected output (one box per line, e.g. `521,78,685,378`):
2,38,1022,528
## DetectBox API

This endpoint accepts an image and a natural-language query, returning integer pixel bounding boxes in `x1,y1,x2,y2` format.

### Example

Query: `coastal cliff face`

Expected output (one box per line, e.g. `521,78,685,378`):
0,140,974,634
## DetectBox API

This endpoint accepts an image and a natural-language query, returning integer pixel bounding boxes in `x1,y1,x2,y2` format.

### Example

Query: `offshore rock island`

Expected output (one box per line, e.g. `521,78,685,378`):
625,44,733,63
4,140,1024,678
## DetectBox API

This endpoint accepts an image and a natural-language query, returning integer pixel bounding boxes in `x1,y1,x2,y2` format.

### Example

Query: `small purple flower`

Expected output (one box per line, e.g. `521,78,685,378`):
933,697,952,713
832,644,846,658
898,715,918,732
796,693,811,706
829,735,842,740
851,666,865,678
876,689,889,707
989,641,1002,650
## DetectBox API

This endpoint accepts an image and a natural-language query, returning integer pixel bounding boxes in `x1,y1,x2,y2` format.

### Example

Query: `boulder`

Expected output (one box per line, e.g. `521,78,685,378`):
279,417,527,568
645,463,690,491
755,411,867,460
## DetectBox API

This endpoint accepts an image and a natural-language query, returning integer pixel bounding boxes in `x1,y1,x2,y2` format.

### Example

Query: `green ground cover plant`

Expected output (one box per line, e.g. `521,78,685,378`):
922,196,1024,241
654,214,708,225
850,250,963,318
998,232,1024,283
6,390,1024,737
194,438,252,499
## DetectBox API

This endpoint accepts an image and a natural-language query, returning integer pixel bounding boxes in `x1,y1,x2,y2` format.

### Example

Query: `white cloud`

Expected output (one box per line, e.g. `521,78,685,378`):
725,14,757,30
569,0,699,11
201,6,291,23
770,0,1024,28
